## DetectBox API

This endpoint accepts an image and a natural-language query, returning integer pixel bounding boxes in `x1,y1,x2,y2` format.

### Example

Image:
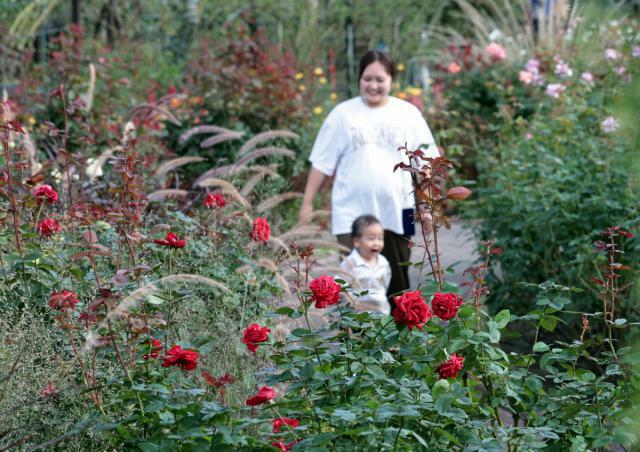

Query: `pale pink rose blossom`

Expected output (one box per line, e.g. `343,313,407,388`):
525,133,533,140
604,48,621,60
633,46,640,58
554,61,573,77
545,83,565,98
525,59,540,73
616,66,626,75
519,70,534,84
581,72,594,83
485,42,507,61
601,116,619,133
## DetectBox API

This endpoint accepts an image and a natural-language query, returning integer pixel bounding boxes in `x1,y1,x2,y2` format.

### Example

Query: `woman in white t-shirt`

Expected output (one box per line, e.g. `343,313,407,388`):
299,50,440,297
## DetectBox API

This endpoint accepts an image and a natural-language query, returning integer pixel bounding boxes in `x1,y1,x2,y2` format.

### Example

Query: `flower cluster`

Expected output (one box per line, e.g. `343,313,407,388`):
242,323,271,352
246,385,276,406
309,275,341,309
49,290,80,310
161,345,199,370
38,218,62,237
154,232,187,248
249,217,271,243
204,192,226,209
33,184,59,203
142,338,162,360
436,353,465,379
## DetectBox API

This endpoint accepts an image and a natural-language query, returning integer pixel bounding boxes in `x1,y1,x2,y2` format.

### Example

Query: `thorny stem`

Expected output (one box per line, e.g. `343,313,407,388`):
1,119,23,256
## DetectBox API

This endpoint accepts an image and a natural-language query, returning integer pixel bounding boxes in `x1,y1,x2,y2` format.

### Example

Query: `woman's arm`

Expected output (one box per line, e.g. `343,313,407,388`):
298,167,328,223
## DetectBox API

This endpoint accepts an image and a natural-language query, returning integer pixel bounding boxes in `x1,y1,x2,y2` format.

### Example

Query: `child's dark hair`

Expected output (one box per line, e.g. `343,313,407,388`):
351,215,382,238
358,50,397,81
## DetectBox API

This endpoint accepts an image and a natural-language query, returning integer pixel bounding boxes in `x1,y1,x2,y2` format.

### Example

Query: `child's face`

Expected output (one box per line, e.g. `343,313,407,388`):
354,223,384,261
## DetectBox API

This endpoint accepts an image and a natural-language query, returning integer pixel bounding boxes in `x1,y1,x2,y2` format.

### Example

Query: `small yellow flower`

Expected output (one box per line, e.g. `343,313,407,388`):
298,84,306,92
28,117,36,125
313,106,323,115
397,92,408,99
393,82,401,90
329,92,338,101
406,87,422,96
397,63,405,72
318,76,327,85
295,72,304,80
313,67,323,76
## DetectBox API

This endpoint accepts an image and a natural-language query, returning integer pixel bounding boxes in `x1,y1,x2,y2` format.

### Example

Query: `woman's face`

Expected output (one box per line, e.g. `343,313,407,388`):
359,61,392,107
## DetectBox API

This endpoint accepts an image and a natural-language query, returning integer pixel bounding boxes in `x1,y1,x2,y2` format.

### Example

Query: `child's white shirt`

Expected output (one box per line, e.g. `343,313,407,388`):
340,248,391,315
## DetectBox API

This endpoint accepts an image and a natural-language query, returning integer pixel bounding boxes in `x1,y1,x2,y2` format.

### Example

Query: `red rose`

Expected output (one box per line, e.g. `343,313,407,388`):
38,218,62,237
245,385,276,406
392,290,432,330
33,184,59,203
154,232,187,248
142,338,162,360
161,345,199,370
249,217,270,243
49,290,80,310
309,275,341,309
204,192,226,209
272,417,299,433
436,353,464,379
431,292,464,321
242,323,271,353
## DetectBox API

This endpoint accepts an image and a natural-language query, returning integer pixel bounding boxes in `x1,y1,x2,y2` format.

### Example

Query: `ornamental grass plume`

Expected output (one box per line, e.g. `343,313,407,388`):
392,290,432,330
436,353,465,379
246,385,276,406
161,345,199,370
242,323,271,352
309,275,341,309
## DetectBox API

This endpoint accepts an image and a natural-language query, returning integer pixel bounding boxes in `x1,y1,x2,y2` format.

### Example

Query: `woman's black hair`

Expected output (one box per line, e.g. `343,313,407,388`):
358,50,397,81
351,215,382,238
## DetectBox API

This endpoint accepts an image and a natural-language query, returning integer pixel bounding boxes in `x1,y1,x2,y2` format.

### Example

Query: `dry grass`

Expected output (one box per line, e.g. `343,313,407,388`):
147,189,189,201
129,103,181,126
256,192,303,213
178,125,242,146
237,130,299,157
154,156,205,178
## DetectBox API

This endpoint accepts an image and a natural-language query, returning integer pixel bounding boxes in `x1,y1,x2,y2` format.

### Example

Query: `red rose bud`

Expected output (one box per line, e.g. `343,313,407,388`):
153,232,187,248
49,290,80,310
309,275,341,309
436,353,465,379
245,385,276,406
392,290,432,330
272,417,300,432
204,192,226,209
161,345,199,370
249,217,271,243
431,292,464,321
142,338,162,360
33,184,59,203
242,323,271,353
446,186,472,201
38,218,62,237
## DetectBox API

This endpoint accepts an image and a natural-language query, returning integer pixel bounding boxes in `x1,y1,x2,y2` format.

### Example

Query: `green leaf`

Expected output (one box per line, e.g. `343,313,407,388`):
493,309,511,329
331,409,356,422
435,393,454,413
159,411,175,425
457,304,474,319
366,365,386,380
275,307,295,316
540,316,557,332
525,375,543,392
533,342,550,353
488,324,501,343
